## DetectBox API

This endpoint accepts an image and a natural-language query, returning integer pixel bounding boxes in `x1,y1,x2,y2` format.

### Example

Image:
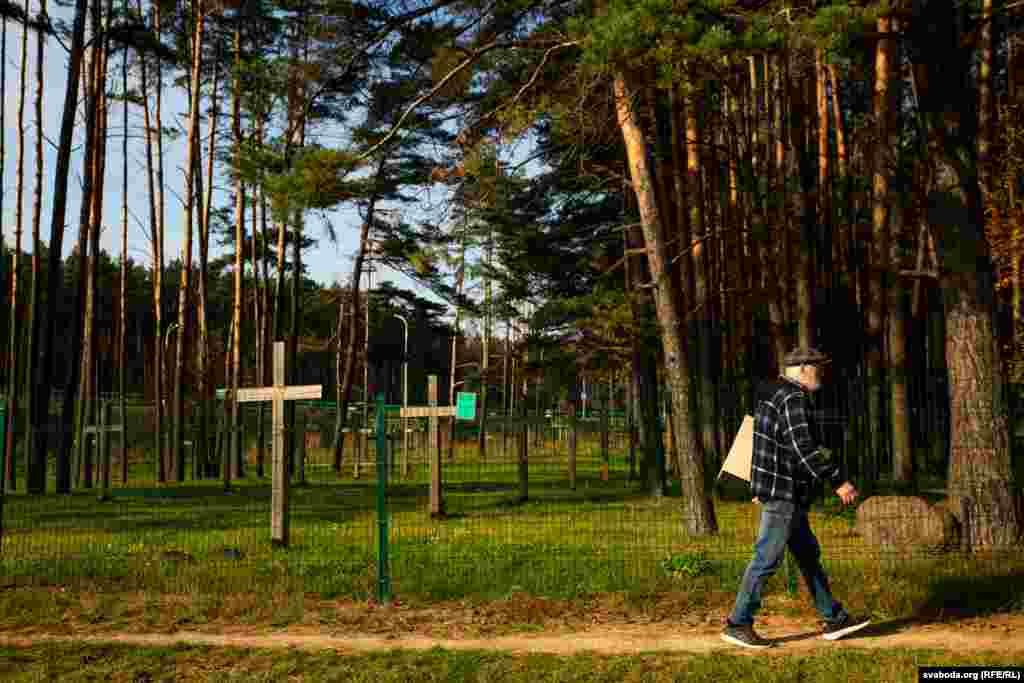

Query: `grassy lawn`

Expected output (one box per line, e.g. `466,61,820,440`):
3,439,1024,629
1,641,1022,682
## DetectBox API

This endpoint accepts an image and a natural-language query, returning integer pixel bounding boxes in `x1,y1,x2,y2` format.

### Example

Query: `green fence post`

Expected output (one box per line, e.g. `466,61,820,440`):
785,553,798,595
375,393,391,604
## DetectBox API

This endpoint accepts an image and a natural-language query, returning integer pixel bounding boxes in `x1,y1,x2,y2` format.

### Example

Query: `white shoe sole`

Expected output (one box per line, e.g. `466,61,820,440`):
720,632,773,649
822,619,871,641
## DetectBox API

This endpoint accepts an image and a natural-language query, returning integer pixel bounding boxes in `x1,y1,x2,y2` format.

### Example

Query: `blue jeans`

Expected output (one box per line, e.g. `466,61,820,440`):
729,498,846,626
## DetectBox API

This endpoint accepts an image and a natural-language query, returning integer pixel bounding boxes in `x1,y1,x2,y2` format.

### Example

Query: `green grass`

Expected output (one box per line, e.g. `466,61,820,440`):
3,440,1024,623
1,642,1022,682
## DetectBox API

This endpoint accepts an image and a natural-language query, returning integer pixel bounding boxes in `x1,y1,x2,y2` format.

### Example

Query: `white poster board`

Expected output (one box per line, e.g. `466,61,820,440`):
718,415,754,482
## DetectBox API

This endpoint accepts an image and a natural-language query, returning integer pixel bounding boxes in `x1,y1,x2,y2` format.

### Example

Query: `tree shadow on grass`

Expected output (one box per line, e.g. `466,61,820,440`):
793,571,1024,644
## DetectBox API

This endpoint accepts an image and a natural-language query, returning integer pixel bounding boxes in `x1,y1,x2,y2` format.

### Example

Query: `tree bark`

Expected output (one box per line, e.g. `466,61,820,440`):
977,0,994,202
870,15,896,482
614,72,716,535
909,1,1021,546
786,53,814,349
85,10,112,488
197,42,220,482
119,10,128,485
172,1,206,482
34,0,90,496
333,195,378,470
30,0,48,488
12,0,28,492
138,0,162,483
230,21,245,485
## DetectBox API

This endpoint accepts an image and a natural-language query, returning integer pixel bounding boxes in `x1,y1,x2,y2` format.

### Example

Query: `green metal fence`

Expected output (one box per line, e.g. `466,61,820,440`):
1,395,1023,613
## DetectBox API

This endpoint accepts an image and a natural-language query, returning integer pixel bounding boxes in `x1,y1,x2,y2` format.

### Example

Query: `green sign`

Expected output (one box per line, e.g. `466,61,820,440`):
456,392,477,420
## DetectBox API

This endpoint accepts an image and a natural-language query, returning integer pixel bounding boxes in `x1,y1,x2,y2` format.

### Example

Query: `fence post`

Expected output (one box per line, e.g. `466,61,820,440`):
375,392,391,604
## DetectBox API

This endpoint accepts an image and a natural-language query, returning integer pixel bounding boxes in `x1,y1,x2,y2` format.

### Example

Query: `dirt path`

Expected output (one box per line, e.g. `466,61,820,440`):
2,614,1022,656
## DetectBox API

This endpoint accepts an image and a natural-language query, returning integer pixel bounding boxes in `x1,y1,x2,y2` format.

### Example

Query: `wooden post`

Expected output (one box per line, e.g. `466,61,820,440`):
83,402,122,502
568,397,577,490
428,375,444,518
271,343,288,544
99,399,112,500
298,409,307,486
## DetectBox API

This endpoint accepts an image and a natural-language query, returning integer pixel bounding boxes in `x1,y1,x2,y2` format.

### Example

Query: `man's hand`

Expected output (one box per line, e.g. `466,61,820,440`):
835,481,858,505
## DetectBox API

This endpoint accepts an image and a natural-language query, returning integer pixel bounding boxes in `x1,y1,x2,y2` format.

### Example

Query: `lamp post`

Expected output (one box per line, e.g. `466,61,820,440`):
390,313,409,476
162,322,180,477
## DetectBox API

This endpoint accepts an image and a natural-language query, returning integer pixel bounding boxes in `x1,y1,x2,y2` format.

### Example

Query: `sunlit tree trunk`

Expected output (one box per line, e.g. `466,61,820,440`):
172,0,206,482
29,0,48,488
196,43,220,482
11,1,28,492
138,0,163,483
119,9,128,485
230,21,245,485
869,15,896,482
614,72,716,535
84,18,112,489
256,114,269,478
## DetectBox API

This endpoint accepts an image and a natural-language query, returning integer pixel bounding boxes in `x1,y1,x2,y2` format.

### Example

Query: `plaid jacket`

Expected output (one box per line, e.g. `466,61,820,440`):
750,377,845,505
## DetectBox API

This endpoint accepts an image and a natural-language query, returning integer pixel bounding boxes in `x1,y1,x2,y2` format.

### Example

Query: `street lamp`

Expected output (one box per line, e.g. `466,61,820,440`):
162,322,181,469
390,313,409,476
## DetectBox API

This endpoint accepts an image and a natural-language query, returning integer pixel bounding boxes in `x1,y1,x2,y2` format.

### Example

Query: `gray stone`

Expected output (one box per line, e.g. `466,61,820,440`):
855,496,959,551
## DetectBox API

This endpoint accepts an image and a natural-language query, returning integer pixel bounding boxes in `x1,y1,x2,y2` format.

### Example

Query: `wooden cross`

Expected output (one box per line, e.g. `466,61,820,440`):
230,341,321,546
399,375,449,518
84,399,122,501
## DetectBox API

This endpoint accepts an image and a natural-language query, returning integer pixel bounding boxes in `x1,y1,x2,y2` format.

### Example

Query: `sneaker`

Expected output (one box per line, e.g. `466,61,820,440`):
720,622,775,649
821,613,871,641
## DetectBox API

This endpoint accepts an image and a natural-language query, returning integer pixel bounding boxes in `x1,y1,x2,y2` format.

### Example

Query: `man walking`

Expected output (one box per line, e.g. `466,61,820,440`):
721,347,871,649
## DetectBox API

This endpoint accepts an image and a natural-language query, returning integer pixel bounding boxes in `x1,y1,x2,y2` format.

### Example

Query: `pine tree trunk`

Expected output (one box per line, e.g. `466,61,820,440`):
978,0,994,202
172,2,205,483
138,0,162,483
909,2,1021,545
257,115,269,478
30,0,48,488
197,50,219,482
88,18,112,488
870,16,896,483
120,9,128,485
13,1,28,492
772,54,791,344
614,72,716,535
32,0,89,495
230,22,245,485
154,0,167,481
890,206,913,484
787,53,815,349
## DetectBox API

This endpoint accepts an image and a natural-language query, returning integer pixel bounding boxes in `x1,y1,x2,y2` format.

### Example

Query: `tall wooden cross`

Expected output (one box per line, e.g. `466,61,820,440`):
399,375,464,519
231,341,321,546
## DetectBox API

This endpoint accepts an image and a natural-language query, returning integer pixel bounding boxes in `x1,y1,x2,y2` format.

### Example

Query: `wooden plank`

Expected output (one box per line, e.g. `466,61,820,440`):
281,385,322,400
236,387,277,403
400,406,456,418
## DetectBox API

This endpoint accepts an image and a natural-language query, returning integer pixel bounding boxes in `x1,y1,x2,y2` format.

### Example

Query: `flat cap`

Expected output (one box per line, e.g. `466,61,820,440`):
782,346,832,367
